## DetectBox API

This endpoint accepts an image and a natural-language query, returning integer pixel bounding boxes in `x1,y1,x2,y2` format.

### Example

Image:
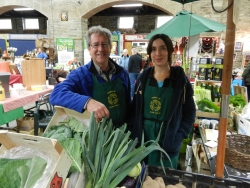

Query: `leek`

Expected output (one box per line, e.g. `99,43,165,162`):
82,112,171,188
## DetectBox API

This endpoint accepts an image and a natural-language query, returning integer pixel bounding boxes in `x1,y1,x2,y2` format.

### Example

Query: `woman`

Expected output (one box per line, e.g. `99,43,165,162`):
130,34,196,169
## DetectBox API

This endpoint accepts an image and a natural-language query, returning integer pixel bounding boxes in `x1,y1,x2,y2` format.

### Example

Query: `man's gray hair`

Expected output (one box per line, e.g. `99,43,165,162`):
85,25,112,47
123,49,128,53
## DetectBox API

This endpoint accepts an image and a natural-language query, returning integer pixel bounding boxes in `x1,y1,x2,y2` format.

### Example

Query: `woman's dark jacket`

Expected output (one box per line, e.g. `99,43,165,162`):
129,66,196,158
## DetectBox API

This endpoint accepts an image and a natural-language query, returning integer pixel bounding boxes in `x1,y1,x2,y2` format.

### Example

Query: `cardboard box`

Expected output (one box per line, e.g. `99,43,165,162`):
45,106,91,188
237,114,250,136
16,116,34,131
35,39,43,47
0,130,72,188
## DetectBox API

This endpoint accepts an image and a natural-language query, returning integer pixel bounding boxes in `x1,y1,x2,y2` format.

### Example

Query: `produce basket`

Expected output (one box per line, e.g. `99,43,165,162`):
225,134,250,171
137,165,250,188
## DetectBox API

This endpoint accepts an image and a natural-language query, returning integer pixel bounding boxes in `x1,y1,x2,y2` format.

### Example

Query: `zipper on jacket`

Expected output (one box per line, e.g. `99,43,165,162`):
135,82,141,95
183,83,186,104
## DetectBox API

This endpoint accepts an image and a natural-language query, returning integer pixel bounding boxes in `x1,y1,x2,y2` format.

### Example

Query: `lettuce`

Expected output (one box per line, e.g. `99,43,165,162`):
197,98,220,113
229,94,246,108
61,138,82,173
0,157,46,188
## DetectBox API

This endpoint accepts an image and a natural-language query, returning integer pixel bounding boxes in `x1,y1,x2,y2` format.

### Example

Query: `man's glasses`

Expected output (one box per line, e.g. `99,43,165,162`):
90,43,109,49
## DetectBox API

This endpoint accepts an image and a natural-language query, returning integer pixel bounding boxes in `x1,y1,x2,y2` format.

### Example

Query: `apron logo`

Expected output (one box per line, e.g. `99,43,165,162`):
108,92,118,106
150,97,161,112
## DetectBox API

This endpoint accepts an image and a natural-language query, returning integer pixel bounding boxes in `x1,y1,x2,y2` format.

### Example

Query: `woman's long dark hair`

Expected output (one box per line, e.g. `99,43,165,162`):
147,34,174,67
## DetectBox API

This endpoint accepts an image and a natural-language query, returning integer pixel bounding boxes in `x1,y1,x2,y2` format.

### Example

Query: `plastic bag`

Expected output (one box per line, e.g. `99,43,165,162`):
242,102,250,121
0,146,57,188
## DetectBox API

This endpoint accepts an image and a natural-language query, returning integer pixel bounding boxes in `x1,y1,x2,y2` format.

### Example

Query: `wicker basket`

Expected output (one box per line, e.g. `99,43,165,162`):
225,134,250,171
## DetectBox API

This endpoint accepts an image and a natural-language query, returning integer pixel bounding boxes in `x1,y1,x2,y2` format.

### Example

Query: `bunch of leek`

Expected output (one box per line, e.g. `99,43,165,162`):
81,112,170,188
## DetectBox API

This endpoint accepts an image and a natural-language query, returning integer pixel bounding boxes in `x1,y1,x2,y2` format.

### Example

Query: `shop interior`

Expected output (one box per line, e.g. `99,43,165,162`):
0,1,250,187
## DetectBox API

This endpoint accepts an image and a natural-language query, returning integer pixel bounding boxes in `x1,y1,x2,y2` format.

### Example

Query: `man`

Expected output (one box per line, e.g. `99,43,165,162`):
128,48,142,98
118,49,129,70
50,25,131,125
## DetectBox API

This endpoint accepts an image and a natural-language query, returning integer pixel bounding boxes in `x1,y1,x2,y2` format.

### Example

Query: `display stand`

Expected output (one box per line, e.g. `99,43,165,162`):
198,127,250,182
21,59,46,90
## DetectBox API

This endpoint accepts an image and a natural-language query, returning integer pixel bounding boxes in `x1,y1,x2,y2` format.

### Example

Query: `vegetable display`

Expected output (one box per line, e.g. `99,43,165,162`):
197,98,220,113
82,112,170,188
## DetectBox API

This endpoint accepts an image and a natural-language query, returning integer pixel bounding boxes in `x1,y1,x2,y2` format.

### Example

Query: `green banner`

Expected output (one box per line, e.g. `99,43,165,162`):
112,34,119,41
56,38,74,52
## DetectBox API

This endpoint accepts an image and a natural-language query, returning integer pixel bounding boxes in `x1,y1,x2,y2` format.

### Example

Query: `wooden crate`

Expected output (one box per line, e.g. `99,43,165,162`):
0,130,72,188
195,101,220,119
45,106,91,188
196,110,220,119
21,59,46,90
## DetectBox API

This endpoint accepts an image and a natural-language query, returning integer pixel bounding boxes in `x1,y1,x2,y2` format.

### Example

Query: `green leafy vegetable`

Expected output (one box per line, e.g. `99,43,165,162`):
23,156,47,188
197,98,220,113
0,158,28,187
230,94,246,108
42,124,72,142
68,117,87,132
61,138,82,173
42,117,87,173
0,157,47,188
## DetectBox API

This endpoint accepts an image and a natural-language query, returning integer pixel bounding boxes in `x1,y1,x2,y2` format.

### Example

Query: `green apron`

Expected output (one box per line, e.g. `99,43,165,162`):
143,78,178,169
92,75,127,127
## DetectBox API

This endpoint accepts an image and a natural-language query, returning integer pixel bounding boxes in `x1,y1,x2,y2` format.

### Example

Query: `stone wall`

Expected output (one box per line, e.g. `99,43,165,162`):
0,0,249,68
89,15,156,34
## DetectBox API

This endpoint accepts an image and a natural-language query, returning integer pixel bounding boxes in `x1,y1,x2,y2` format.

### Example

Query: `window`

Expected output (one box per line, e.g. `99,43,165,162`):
0,19,12,29
118,17,134,29
23,18,39,30
156,16,173,28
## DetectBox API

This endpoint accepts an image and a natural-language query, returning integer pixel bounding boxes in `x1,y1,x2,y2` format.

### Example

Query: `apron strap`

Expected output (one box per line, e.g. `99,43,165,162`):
92,75,99,84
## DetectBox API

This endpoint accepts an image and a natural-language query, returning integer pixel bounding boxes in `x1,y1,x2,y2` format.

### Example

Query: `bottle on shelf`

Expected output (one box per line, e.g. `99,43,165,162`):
214,85,219,102
211,84,215,102
218,86,222,102
0,81,5,101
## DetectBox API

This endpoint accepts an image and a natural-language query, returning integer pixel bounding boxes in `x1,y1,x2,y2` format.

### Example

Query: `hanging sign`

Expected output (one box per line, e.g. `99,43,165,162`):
56,38,74,65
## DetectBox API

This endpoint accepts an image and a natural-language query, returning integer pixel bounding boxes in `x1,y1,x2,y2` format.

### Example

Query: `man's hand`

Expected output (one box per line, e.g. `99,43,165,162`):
86,99,110,122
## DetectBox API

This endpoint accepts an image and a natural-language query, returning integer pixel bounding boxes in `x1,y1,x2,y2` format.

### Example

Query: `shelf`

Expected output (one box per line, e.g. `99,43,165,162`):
195,79,222,83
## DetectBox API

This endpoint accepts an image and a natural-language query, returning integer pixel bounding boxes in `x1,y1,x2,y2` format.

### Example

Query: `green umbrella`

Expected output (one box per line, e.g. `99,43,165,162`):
171,0,200,4
145,10,226,39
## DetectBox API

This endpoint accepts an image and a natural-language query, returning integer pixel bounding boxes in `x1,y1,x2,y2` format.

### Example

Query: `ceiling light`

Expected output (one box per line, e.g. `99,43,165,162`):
112,4,143,7
14,8,34,11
